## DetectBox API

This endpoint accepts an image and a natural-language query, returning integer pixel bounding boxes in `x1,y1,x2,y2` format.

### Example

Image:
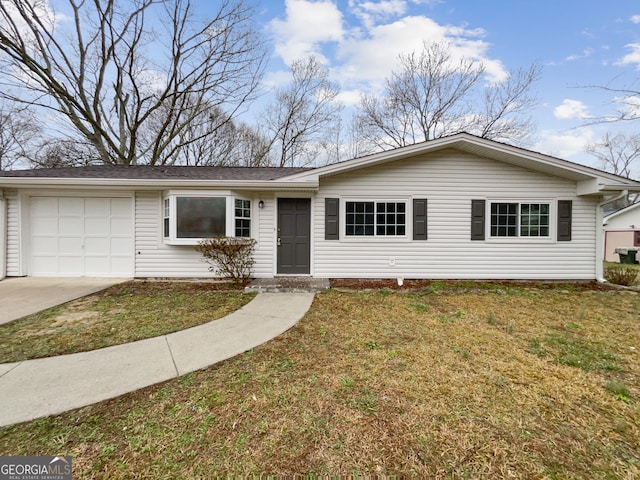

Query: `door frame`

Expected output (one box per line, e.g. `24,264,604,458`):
275,195,313,276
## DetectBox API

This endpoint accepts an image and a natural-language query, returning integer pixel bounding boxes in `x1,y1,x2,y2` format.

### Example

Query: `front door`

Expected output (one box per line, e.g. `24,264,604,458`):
277,198,311,274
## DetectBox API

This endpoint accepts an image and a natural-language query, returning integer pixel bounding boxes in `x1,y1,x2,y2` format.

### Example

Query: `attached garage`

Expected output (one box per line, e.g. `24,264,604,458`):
28,196,134,277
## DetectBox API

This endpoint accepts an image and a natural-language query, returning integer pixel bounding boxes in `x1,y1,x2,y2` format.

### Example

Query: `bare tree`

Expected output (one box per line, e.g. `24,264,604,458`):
230,123,272,167
263,56,343,167
356,42,540,151
31,138,99,168
581,81,640,124
586,132,640,179
0,0,267,165
167,104,272,166
475,64,540,143
0,102,39,170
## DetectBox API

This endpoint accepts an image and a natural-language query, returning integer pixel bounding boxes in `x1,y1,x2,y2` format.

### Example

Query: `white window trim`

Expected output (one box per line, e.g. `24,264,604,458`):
234,197,252,238
486,198,556,243
340,197,411,242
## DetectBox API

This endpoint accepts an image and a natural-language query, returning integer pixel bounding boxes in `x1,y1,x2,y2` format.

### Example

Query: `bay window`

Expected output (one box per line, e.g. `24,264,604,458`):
163,193,251,244
176,197,226,238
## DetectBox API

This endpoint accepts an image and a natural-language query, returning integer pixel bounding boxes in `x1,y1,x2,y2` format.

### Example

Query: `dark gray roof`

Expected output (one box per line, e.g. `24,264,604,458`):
0,165,311,180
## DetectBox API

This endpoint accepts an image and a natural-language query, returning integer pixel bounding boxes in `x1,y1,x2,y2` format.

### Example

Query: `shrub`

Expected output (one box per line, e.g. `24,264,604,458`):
195,237,256,285
604,265,639,286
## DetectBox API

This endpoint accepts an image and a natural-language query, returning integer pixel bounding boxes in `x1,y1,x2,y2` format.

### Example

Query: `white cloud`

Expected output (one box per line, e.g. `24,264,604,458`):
336,89,363,107
554,99,590,120
336,16,449,88
564,48,594,62
268,2,509,96
615,43,640,69
348,0,407,29
268,0,344,65
335,15,507,92
535,128,595,159
631,14,640,24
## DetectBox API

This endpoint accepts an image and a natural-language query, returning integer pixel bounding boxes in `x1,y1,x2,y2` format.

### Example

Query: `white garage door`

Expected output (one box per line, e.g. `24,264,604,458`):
30,196,134,276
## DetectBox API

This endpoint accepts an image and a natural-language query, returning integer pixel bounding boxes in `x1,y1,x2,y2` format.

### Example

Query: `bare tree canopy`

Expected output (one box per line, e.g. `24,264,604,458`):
0,101,40,170
262,56,343,167
580,81,640,125
0,0,267,165
586,132,640,179
31,138,98,168
356,42,540,152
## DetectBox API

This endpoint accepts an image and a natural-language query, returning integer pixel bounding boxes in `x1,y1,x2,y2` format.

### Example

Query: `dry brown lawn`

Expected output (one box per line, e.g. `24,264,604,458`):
0,281,254,362
1,283,639,478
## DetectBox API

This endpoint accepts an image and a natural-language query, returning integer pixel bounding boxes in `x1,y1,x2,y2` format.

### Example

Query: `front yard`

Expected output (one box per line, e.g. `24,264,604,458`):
0,281,255,362
1,282,639,478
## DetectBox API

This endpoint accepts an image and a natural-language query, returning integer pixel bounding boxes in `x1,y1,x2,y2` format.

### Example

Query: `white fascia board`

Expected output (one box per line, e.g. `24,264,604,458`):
577,178,640,196
577,179,603,196
0,178,319,191
598,183,640,192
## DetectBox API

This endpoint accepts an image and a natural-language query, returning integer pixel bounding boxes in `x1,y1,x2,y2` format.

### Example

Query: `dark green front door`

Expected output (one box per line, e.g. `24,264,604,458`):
277,198,311,274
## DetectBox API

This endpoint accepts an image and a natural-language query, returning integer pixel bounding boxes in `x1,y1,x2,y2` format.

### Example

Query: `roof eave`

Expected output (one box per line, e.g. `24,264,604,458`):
285,133,640,187
0,177,319,190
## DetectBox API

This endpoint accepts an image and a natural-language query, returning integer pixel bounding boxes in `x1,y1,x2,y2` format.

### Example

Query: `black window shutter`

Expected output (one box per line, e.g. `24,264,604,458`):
471,199,486,240
325,198,339,240
557,200,572,241
413,199,428,240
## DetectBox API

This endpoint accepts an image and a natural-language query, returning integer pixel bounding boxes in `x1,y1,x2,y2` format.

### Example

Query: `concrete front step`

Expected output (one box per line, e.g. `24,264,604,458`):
245,277,330,293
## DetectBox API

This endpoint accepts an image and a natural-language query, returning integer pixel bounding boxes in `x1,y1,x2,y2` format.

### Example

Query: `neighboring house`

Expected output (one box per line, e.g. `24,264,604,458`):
1,133,640,281
603,202,640,262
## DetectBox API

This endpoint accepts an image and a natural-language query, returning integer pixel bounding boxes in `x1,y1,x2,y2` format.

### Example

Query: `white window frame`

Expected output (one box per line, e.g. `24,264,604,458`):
234,198,252,238
487,199,555,243
341,197,410,241
163,198,170,238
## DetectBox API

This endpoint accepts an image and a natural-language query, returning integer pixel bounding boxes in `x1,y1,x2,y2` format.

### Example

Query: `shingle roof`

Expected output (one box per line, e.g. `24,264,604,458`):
0,165,311,180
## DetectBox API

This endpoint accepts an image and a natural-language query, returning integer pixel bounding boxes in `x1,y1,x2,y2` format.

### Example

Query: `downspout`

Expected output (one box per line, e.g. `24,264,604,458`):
596,190,628,283
0,190,6,280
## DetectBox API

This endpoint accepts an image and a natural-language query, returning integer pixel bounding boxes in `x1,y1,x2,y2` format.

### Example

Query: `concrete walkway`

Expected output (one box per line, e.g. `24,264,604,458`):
0,277,130,325
0,292,314,426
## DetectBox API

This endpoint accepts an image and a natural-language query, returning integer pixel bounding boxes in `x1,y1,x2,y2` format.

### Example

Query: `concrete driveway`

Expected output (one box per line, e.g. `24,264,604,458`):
0,277,131,325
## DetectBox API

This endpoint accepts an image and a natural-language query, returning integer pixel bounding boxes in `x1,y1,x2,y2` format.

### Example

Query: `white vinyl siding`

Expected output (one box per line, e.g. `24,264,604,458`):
313,150,598,280
252,192,276,278
5,190,20,276
135,191,272,278
135,191,213,277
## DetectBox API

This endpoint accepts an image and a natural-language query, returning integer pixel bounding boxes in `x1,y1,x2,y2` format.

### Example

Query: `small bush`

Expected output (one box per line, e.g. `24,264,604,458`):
195,237,256,285
604,265,639,286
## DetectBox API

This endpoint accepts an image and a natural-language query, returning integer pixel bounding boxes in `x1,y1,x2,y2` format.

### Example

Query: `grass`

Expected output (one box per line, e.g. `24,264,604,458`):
0,281,255,362
1,284,639,478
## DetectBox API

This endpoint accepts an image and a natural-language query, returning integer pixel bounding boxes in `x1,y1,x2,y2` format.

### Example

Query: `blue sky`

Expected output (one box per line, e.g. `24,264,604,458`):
236,0,640,168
